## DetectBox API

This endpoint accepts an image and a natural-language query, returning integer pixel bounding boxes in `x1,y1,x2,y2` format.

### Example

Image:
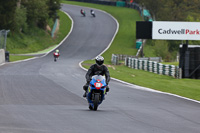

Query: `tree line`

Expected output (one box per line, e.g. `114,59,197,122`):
132,0,200,61
134,0,200,21
0,0,61,33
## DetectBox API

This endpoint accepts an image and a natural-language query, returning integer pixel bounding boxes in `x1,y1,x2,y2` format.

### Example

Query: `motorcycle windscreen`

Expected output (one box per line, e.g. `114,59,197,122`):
91,75,106,85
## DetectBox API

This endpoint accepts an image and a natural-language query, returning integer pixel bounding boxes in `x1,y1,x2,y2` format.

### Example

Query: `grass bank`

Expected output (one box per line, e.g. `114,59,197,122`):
62,1,200,101
7,10,71,61
9,55,34,62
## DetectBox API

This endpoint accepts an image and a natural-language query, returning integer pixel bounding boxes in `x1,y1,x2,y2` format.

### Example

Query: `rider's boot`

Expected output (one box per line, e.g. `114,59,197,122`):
83,91,87,97
83,84,88,98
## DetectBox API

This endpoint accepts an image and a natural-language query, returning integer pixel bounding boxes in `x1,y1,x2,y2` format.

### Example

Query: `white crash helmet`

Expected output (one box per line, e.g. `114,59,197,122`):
95,55,104,66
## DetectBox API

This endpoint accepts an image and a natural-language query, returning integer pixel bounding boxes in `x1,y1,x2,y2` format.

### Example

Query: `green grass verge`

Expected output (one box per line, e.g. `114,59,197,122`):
62,1,200,101
7,10,71,61
9,55,34,62
161,62,179,66
27,45,58,54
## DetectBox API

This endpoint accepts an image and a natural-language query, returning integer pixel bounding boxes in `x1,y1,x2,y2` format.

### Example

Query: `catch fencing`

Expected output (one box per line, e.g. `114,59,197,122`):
111,54,180,78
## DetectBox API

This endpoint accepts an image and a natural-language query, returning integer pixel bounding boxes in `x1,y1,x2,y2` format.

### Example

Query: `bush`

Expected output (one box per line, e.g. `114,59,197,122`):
154,40,171,61
14,5,28,33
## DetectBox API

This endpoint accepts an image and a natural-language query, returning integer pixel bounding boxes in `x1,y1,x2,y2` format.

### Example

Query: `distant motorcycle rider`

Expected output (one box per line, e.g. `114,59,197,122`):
90,9,95,17
80,9,85,16
53,49,60,61
83,55,110,97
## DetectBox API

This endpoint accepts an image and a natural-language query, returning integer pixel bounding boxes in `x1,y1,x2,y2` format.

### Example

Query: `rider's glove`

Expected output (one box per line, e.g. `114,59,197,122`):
87,80,90,84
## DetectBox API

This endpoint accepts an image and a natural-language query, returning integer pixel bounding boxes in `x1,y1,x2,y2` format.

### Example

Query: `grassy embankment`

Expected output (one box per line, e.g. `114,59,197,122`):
62,0,200,101
7,10,71,62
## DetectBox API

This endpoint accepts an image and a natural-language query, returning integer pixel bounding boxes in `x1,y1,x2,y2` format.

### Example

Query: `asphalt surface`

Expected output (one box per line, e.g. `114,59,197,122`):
0,4,200,133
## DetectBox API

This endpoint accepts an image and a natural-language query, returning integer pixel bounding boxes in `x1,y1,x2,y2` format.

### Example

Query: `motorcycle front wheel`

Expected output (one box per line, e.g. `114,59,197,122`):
93,93,100,111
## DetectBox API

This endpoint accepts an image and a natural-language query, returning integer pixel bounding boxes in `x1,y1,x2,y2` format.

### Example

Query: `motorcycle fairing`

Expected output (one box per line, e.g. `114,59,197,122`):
87,75,107,105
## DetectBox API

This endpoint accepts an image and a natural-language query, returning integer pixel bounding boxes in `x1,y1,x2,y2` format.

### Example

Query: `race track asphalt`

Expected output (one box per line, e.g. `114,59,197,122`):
0,4,199,133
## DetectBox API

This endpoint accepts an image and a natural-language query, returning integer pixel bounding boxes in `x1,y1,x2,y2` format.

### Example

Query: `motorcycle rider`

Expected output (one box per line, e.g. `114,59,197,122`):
90,9,95,16
53,49,60,61
80,9,85,16
83,55,110,97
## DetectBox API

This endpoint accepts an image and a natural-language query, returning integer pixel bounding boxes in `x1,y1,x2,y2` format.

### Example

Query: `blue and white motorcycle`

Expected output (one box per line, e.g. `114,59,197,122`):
86,75,107,111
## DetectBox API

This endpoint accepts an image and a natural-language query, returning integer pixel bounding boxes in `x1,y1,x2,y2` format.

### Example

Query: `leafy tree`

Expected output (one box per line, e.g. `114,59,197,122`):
14,5,27,33
22,0,49,29
139,0,165,20
154,40,170,61
0,0,16,30
47,0,61,20
137,0,200,21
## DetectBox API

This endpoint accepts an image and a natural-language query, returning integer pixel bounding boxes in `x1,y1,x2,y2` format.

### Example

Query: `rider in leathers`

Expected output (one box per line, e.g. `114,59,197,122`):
83,56,110,97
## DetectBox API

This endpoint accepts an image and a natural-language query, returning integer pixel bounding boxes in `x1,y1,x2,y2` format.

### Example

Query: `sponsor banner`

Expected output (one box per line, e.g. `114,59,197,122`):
152,21,200,40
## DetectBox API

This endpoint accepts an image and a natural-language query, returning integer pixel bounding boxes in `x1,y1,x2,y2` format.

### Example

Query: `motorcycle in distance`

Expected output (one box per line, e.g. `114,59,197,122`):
80,9,86,17
53,52,60,62
86,75,107,111
90,10,95,17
